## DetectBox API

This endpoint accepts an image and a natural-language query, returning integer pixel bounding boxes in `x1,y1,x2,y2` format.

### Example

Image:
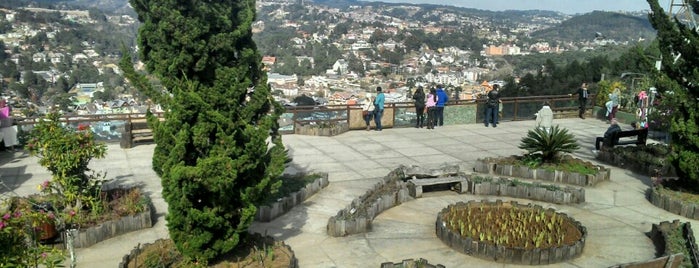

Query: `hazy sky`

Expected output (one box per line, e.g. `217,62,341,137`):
361,0,674,14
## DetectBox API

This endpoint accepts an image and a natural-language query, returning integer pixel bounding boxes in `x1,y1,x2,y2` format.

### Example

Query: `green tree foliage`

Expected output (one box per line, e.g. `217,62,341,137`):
647,0,699,182
130,0,286,262
519,126,580,163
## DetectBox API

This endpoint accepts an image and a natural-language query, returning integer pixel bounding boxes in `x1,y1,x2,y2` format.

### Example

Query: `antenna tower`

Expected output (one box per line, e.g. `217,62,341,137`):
669,0,698,30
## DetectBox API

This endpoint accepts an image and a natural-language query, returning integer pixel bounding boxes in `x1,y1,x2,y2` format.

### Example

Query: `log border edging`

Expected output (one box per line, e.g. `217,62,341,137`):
474,158,610,186
467,176,585,204
649,187,699,220
255,173,329,222
118,235,299,268
435,200,587,265
73,202,153,248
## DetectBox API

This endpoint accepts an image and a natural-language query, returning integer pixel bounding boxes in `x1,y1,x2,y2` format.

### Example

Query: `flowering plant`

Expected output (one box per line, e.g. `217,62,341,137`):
0,199,65,267
26,112,107,213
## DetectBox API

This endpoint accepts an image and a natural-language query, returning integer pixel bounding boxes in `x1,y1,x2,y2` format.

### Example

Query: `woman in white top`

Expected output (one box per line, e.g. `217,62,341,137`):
535,101,553,133
361,94,375,131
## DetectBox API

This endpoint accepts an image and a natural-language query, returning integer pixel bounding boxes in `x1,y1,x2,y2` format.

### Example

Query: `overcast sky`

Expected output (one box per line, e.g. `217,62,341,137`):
361,0,674,14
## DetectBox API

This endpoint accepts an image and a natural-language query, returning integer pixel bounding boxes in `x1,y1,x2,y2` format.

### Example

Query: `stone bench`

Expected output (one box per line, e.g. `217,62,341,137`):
407,176,467,198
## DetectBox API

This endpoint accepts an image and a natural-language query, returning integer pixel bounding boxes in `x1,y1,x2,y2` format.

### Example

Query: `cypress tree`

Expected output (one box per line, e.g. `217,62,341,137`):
647,0,699,182
129,0,286,262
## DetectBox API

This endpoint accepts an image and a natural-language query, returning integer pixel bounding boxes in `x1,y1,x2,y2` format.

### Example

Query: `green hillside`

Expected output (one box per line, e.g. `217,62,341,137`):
530,11,656,42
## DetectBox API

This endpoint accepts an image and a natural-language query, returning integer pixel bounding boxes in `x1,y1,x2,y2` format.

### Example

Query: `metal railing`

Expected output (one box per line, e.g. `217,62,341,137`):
12,94,595,140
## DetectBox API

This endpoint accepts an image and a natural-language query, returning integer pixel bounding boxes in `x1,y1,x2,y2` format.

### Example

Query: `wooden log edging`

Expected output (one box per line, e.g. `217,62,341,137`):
435,200,587,265
470,177,585,204
118,236,299,268
649,187,699,220
474,158,610,187
596,149,668,177
327,176,412,237
642,220,699,268
256,173,329,222
380,258,445,268
73,204,153,248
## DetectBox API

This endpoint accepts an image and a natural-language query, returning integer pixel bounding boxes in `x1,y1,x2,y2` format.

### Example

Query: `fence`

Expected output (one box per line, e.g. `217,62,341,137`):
12,94,594,140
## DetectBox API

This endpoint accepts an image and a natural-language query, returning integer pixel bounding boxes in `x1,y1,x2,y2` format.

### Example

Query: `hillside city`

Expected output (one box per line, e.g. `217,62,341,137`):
0,0,655,118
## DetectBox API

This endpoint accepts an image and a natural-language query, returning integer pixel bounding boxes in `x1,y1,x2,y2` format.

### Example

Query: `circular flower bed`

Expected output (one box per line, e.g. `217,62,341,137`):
436,200,586,264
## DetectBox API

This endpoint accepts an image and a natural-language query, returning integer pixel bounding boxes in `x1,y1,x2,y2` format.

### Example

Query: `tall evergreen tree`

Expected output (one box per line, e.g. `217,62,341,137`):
647,0,699,181
129,0,286,262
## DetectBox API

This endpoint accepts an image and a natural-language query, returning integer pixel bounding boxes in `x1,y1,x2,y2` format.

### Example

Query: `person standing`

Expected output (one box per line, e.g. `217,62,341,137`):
0,99,18,152
535,101,554,133
608,87,620,121
484,84,500,127
569,82,590,119
373,86,385,131
412,86,426,128
361,94,375,131
425,88,438,129
435,84,448,127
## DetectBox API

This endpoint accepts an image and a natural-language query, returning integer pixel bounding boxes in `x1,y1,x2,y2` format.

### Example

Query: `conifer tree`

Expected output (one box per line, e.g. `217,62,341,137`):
128,0,286,262
647,0,699,181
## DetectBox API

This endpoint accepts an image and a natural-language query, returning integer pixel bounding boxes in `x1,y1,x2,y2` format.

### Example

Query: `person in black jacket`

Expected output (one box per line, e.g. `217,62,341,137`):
595,118,621,150
484,84,501,127
412,86,426,128
569,82,590,119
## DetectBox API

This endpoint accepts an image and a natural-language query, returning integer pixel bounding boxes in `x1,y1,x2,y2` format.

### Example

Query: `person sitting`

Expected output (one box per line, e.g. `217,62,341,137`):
595,118,621,150
535,101,553,132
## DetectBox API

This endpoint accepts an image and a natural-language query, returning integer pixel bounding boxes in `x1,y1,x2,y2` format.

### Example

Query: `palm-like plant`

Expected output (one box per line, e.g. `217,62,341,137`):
519,126,580,163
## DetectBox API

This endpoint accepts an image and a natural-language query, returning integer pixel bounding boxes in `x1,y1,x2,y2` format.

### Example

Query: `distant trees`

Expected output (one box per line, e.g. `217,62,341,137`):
647,0,699,182
130,0,286,263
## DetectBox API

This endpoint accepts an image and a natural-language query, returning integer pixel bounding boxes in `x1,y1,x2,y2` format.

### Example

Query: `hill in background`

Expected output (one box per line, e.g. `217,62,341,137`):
530,11,656,42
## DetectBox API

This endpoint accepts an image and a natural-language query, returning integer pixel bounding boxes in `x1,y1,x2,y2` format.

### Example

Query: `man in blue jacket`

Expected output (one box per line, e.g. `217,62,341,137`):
373,86,385,131
435,84,448,127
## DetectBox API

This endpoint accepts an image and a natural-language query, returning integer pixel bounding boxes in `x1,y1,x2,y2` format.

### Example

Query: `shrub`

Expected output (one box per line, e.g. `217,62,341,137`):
26,112,107,213
518,126,580,163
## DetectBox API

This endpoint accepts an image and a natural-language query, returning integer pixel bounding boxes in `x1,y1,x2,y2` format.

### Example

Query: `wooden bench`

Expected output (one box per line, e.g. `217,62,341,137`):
120,119,153,148
605,128,648,148
407,176,467,198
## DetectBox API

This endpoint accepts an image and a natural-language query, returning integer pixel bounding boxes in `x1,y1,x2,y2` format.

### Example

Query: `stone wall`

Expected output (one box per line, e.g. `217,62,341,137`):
380,258,445,268
256,173,329,222
295,122,349,136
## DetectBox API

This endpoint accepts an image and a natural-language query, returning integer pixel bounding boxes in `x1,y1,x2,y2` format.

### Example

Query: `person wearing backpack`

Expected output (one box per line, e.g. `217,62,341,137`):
412,86,426,128
484,84,501,127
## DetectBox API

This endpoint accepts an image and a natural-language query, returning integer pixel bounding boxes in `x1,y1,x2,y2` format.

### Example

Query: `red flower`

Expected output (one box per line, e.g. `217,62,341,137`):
77,124,88,131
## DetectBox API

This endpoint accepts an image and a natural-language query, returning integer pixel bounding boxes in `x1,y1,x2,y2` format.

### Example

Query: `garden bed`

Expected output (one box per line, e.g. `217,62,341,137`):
380,258,444,268
595,144,673,177
435,200,586,265
474,157,610,187
119,234,298,268
327,167,412,237
649,186,699,220
468,176,585,204
256,173,329,222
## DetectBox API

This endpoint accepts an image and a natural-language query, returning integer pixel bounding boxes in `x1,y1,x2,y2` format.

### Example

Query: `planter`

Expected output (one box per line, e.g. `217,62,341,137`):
649,187,699,220
72,204,153,248
294,122,349,136
470,176,585,204
475,158,610,187
256,173,329,222
380,258,445,268
436,200,586,265
37,221,58,241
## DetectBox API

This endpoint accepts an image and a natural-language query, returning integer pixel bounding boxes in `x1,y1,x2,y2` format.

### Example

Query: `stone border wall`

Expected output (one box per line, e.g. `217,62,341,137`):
468,177,585,204
649,187,699,220
118,237,298,268
73,204,152,248
256,173,329,222
295,122,349,136
435,200,587,265
327,178,412,237
380,258,445,268
474,159,610,186
646,220,699,268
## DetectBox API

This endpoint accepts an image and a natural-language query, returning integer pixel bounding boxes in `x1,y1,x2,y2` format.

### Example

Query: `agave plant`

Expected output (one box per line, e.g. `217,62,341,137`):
519,125,580,163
